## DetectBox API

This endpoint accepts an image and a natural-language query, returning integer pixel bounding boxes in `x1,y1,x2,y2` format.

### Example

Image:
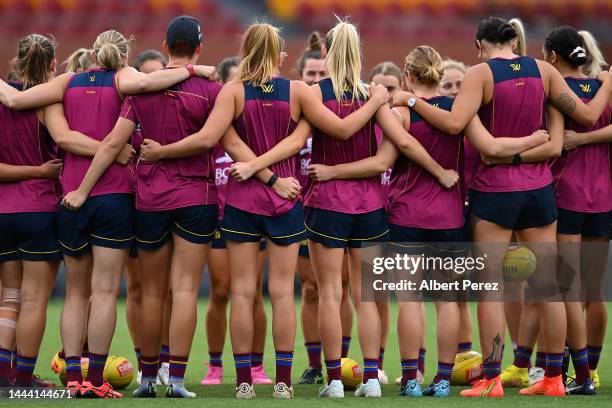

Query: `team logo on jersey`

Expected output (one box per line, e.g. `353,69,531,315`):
89,75,96,82
510,64,521,72
343,84,351,92
432,103,439,108
261,84,274,93
579,84,592,93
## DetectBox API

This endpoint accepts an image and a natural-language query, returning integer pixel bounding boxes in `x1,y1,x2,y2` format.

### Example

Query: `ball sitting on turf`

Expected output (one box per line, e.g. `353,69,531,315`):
50,352,65,375
104,355,134,389
503,246,537,282
451,351,483,385
340,358,362,390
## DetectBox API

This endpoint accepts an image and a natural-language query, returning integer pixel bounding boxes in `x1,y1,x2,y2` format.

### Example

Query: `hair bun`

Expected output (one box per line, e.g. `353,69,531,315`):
308,31,322,51
497,23,517,42
568,46,588,65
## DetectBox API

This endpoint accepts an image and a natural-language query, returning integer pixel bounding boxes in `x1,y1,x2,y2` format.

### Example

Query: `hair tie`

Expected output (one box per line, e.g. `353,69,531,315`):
569,46,586,59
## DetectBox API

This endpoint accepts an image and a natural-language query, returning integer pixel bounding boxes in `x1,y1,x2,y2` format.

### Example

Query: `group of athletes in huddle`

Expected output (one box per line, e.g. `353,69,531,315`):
0,11,610,400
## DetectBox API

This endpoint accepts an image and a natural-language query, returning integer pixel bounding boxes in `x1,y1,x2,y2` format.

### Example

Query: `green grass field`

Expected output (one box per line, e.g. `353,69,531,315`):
3,300,611,407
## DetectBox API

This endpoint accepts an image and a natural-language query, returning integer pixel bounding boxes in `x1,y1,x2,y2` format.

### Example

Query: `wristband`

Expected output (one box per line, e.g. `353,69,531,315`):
185,64,196,77
266,174,278,187
512,153,522,165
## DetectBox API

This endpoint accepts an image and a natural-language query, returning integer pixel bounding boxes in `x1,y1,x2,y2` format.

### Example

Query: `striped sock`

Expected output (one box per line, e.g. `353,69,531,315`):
341,337,351,358
535,351,546,368
275,350,293,386
0,348,11,381
325,359,341,383
87,352,108,386
209,352,223,368
134,348,142,372
65,356,82,383
234,353,252,385
434,361,454,382
363,358,378,382
458,342,472,353
545,352,563,378
418,348,426,374
305,342,322,369
159,344,170,364
378,348,385,370
571,348,590,384
483,360,501,380
140,355,159,382
513,346,532,369
169,355,188,385
401,359,418,385
587,345,602,370
251,352,264,368
14,354,37,386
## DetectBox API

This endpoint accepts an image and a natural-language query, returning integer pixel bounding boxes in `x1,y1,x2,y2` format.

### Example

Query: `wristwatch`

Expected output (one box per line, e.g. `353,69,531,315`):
512,153,523,165
407,97,417,108
185,63,196,77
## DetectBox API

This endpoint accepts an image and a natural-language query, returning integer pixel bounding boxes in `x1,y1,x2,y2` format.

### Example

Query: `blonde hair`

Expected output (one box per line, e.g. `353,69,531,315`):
369,61,404,88
325,19,368,102
93,30,130,71
16,34,57,89
237,23,284,86
404,45,444,86
509,18,527,56
442,59,468,74
63,48,93,73
578,30,608,78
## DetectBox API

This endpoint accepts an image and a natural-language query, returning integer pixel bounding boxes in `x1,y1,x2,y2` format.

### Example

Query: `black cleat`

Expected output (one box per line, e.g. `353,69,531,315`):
566,378,596,395
297,367,324,384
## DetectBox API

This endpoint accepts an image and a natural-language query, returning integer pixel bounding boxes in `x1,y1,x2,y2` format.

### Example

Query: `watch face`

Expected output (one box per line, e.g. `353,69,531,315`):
408,97,417,107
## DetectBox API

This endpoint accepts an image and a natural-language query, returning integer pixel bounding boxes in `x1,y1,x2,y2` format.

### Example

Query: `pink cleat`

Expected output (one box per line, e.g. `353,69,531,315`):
251,365,272,385
201,364,223,385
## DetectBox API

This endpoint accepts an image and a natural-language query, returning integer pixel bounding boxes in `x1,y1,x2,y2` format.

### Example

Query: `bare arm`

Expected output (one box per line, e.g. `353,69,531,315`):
297,81,388,140
115,65,217,95
563,124,612,150
0,160,62,182
0,74,70,109
519,104,564,162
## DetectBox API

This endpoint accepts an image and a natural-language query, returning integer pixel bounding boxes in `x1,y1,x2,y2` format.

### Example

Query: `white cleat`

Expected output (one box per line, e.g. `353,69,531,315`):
355,378,382,398
157,362,169,385
319,379,344,398
528,367,545,386
137,370,142,385
235,383,256,399
273,382,294,399
378,369,389,384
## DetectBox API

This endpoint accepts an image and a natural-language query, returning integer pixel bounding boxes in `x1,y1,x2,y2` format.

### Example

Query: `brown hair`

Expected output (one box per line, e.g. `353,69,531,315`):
404,45,444,86
369,61,404,87
93,30,131,71
16,34,57,89
237,23,284,86
296,31,324,76
63,48,93,73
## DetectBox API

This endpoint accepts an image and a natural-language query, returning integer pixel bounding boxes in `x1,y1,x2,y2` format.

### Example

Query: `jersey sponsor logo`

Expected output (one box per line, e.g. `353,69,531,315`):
89,75,96,82
300,158,311,176
510,63,521,72
579,83,592,93
261,84,274,93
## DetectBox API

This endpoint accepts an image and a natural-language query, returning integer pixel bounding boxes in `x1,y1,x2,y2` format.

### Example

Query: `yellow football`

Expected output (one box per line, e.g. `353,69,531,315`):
503,245,537,282
340,357,362,390
451,351,483,385
104,355,134,389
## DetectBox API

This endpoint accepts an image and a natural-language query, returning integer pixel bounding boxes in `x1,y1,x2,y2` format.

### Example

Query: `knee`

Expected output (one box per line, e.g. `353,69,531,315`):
210,288,230,306
302,283,319,304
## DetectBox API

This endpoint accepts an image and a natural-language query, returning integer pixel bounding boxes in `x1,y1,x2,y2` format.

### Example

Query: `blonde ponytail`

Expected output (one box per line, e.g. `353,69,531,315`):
237,23,284,86
16,34,56,89
93,30,130,71
509,18,527,56
405,46,444,86
578,30,608,78
63,48,93,73
325,18,368,102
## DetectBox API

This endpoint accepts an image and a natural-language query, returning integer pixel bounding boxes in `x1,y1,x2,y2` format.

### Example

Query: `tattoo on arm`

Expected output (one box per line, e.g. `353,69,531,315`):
555,93,576,115
483,334,504,365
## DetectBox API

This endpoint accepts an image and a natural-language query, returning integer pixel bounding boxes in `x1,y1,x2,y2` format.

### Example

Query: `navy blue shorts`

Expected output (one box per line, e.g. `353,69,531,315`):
388,223,467,256
211,226,267,251
557,208,612,237
135,205,218,251
58,194,134,257
304,207,389,248
298,239,310,258
470,184,557,230
0,212,62,262
221,203,305,246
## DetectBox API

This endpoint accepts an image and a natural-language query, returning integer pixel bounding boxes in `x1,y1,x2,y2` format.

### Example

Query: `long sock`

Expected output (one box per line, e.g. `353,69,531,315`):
378,348,385,370
341,337,351,358
325,359,341,383
483,360,501,380
418,348,426,374
58,349,65,360
545,352,563,378
363,358,378,382
305,342,322,369
159,344,169,365
570,348,590,384
0,348,11,381
82,339,89,358
401,359,418,386
535,351,546,369
458,342,472,353
587,345,602,370
87,353,108,386
14,354,37,386
234,353,252,385
513,346,532,369
134,348,142,372
169,355,188,385
209,352,223,368
251,352,264,368
434,361,454,382
140,355,159,382
65,356,83,383
275,351,293,386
